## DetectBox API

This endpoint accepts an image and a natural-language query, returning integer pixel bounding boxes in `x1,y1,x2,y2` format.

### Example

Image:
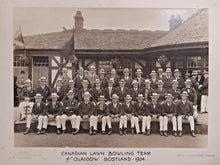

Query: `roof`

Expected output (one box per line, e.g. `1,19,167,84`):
149,9,208,48
23,29,168,50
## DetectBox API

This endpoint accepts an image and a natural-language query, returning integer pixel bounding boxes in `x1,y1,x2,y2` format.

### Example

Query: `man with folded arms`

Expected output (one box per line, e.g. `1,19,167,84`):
143,93,163,136
106,94,122,135
176,91,196,137
161,93,177,137
61,90,80,135
78,91,97,135
46,93,63,134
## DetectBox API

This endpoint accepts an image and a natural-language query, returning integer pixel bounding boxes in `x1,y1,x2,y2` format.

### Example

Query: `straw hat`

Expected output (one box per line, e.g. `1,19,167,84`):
144,79,151,84
135,69,143,74
34,93,43,99
150,70,157,75
156,80,164,85
119,79,126,84
125,95,132,100
67,90,75,95
82,91,91,97
165,93,174,99
180,91,189,96
51,93,59,98
81,79,89,84
171,79,179,84
25,79,32,84
136,94,144,100
151,93,159,99
184,79,192,84
112,94,119,99
39,77,47,82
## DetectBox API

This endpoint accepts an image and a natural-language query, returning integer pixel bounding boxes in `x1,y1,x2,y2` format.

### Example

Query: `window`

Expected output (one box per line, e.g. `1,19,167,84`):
14,54,29,66
175,57,184,68
187,56,202,68
204,56,208,67
33,56,49,66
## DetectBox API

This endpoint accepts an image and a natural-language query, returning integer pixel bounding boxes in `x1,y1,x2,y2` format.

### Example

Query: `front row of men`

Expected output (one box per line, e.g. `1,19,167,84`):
20,90,196,137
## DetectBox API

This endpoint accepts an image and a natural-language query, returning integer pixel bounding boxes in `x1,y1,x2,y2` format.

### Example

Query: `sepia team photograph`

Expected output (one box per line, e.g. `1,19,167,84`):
13,8,208,148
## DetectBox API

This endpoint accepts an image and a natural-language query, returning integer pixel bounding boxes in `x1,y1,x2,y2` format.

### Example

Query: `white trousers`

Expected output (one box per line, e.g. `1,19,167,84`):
177,115,194,131
119,114,132,129
131,116,140,133
163,116,177,131
90,115,98,130
201,95,208,113
102,116,112,131
48,115,62,128
61,114,81,130
142,116,164,131
27,115,48,130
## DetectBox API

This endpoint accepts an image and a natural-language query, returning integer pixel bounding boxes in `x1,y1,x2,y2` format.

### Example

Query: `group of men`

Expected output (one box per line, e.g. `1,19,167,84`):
18,66,209,137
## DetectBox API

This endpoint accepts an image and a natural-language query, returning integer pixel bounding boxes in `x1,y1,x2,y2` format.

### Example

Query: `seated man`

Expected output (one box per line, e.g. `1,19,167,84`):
95,95,109,134
78,91,97,135
21,79,36,102
61,90,80,135
161,93,177,137
46,93,63,134
176,91,196,137
143,93,163,136
106,94,122,135
120,95,134,135
132,94,148,135
31,93,48,135
20,97,34,134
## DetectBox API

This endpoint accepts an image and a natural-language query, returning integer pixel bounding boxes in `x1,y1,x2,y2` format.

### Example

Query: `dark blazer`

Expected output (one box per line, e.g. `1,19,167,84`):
174,77,184,89
115,87,129,102
46,101,63,117
107,102,122,116
150,78,159,89
167,88,181,101
78,88,92,102
129,88,143,101
147,103,162,117
182,87,197,105
134,77,145,88
121,76,133,89
62,99,79,116
52,86,66,101
62,87,79,101
163,77,175,89
133,102,148,117
108,75,120,88
142,87,154,102
200,78,208,95
103,87,117,101
21,87,36,102
94,102,108,116
190,77,199,90
74,75,86,89
78,101,96,117
154,88,167,103
86,74,99,88
32,102,47,116
100,77,108,88
161,102,177,116
176,100,194,116
36,86,52,103
91,87,105,102
121,102,134,115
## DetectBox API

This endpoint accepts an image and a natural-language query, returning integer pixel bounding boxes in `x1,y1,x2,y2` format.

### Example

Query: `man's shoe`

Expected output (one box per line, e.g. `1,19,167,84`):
108,128,112,135
24,128,30,135
164,131,168,137
93,130,97,135
119,128,123,135
102,131,106,135
143,131,147,135
73,128,79,135
57,128,61,134
123,128,127,135
41,128,46,134
36,129,41,135
147,129,151,136
191,130,196,137
173,131,177,137
160,131,164,136
178,130,182,137
89,127,93,135
131,128,135,135
63,130,67,134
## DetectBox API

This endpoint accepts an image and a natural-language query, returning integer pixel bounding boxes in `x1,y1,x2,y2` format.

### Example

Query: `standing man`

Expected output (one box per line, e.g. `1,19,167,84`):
132,94,148,135
161,94,177,137
61,90,81,134
63,79,78,101
61,68,71,91
109,68,120,88
173,69,184,89
32,94,48,135
190,70,199,90
21,79,36,102
134,69,145,89
143,79,154,103
157,68,164,80
86,66,99,88
99,69,108,88
115,79,129,103
78,91,97,135
104,78,116,101
46,93,63,134
155,80,167,104
163,68,174,90
143,93,163,136
74,67,85,89
52,77,65,102
122,68,132,89
167,80,181,102
91,79,104,102
149,70,158,89
106,94,122,135
78,79,90,102
199,70,208,113
176,91,196,137
129,80,142,102
36,77,52,103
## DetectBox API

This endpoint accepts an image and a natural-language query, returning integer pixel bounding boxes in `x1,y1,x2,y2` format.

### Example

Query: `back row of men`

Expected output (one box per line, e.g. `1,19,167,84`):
20,67,208,113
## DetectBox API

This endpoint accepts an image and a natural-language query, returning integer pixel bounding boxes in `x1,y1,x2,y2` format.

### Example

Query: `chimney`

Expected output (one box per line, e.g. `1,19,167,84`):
168,15,182,31
74,11,84,30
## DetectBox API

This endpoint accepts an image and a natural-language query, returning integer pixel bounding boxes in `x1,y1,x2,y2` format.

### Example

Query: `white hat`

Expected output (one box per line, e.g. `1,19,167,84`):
144,79,151,84
25,79,32,84
151,93,159,99
165,68,172,73
180,91,189,96
184,79,192,84
112,94,119,99
135,69,143,74
34,93,43,99
81,79,89,84
125,95,132,100
165,93,174,99
82,91,91,97
51,93,59,98
136,94,144,99
67,90,75,95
